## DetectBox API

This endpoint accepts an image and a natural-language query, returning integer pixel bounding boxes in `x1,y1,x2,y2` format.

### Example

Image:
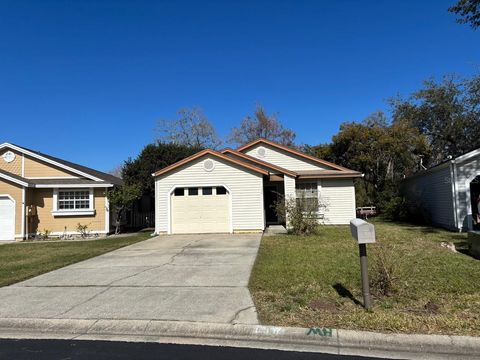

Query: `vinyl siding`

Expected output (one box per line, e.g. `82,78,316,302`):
321,179,356,225
454,153,480,230
0,148,23,176
0,179,23,236
155,154,264,234
402,165,455,230
244,143,331,171
24,155,78,178
27,188,107,234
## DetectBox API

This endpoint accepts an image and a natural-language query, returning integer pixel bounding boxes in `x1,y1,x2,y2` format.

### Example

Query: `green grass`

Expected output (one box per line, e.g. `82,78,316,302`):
0,233,151,287
249,219,480,336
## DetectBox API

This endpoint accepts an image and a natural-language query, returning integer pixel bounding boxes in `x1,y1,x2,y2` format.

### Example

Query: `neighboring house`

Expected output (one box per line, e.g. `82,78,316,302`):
153,138,362,235
0,143,122,241
403,148,480,232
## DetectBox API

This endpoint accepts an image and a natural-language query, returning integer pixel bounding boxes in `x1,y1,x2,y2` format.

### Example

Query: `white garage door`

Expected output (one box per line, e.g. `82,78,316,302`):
171,186,231,234
0,196,15,241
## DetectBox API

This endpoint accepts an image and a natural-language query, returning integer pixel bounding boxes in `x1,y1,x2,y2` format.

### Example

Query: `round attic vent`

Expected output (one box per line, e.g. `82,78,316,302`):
257,147,266,158
203,159,215,172
2,151,15,163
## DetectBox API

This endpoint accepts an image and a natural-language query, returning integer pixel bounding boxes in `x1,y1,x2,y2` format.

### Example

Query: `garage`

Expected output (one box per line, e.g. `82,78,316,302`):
0,195,15,241
171,186,231,234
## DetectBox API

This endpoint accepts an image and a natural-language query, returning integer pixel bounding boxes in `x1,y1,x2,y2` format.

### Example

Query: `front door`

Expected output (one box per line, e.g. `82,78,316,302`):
264,186,279,224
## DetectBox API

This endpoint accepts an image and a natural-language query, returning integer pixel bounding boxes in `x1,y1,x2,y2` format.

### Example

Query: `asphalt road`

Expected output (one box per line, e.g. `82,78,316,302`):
0,339,388,360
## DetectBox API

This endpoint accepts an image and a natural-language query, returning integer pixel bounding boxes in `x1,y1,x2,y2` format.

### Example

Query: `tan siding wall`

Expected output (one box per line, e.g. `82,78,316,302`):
0,179,23,236
0,148,23,176
321,179,356,225
155,155,264,233
24,155,78,178
244,143,331,171
27,188,107,234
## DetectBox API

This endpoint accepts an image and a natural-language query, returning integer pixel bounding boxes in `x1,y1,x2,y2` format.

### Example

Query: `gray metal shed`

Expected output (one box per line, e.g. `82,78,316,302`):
403,148,480,232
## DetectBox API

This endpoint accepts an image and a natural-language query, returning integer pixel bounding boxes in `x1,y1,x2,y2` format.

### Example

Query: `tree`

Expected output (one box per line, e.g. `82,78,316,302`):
391,75,480,165
306,112,430,214
229,104,296,146
156,107,222,149
107,184,142,234
122,142,202,198
108,164,123,178
449,0,480,29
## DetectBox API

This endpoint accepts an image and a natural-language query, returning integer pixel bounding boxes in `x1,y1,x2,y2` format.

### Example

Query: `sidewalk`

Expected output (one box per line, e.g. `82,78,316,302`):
0,318,478,360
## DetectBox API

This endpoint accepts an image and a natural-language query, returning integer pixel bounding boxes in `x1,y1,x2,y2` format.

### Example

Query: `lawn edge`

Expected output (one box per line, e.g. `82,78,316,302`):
0,318,478,359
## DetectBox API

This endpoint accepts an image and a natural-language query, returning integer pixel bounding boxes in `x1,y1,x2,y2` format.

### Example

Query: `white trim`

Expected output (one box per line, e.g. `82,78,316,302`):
450,162,459,231
105,194,110,233
0,194,16,241
36,183,113,188
0,143,103,182
0,172,30,187
21,153,25,177
21,187,25,239
26,176,81,179
52,210,96,216
454,148,480,163
167,183,233,235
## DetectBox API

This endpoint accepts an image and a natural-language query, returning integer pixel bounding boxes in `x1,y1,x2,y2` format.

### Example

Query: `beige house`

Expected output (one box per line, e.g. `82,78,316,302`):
0,143,122,241
153,138,362,235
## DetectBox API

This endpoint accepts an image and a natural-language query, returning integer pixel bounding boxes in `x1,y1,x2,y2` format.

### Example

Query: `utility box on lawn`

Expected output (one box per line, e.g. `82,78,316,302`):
350,218,376,244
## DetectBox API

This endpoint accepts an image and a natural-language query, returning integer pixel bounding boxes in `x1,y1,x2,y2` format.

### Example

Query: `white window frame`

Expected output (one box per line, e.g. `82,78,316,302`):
52,188,95,216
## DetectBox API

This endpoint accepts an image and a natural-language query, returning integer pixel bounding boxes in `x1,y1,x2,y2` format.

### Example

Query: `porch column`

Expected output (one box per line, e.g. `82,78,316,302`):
284,174,296,229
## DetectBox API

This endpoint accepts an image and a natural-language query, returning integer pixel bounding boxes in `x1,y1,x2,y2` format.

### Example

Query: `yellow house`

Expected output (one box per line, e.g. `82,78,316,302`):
0,143,122,241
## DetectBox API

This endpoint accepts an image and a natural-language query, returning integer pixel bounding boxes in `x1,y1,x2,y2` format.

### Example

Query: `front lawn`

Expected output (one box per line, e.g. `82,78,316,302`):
0,233,151,287
249,220,480,336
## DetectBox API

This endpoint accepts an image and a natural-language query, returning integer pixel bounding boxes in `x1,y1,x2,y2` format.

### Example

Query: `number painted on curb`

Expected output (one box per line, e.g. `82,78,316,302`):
306,327,333,337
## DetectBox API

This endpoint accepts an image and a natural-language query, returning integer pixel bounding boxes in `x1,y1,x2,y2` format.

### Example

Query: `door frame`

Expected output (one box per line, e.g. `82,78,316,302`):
167,184,233,234
0,194,16,241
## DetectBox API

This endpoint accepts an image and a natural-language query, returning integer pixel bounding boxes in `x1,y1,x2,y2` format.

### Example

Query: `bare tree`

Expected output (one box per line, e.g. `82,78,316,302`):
109,164,123,178
229,104,296,146
156,107,222,149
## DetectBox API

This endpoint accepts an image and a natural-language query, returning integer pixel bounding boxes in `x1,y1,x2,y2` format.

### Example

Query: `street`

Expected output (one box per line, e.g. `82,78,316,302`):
0,339,387,360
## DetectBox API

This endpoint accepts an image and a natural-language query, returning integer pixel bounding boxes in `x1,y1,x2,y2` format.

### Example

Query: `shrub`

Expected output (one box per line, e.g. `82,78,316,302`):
274,194,327,235
76,223,89,238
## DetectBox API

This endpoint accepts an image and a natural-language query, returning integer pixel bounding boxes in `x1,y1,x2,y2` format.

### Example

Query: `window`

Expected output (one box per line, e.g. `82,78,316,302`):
174,188,185,196
58,190,90,210
188,187,198,196
295,182,318,210
202,187,213,195
216,186,227,195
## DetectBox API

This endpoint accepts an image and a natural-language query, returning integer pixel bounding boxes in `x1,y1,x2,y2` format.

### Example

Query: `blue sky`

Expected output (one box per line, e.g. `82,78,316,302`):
0,0,478,172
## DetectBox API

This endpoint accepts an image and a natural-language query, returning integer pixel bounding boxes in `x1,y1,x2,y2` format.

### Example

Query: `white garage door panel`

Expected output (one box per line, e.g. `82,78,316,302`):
172,195,230,234
0,196,15,241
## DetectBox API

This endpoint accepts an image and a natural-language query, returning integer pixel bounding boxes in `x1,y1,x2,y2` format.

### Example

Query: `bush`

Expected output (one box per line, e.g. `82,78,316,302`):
274,194,327,235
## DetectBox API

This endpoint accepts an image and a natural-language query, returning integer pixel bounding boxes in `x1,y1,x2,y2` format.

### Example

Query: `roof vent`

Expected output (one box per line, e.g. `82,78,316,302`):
257,147,266,158
203,159,215,172
2,151,15,163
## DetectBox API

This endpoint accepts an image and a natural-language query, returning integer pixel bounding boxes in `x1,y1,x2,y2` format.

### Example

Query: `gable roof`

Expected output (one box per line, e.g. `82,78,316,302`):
0,143,122,186
153,149,269,177
236,138,355,172
221,148,297,177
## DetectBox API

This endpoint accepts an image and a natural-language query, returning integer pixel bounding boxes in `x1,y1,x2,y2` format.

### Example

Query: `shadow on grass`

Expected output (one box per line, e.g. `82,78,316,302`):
333,282,363,307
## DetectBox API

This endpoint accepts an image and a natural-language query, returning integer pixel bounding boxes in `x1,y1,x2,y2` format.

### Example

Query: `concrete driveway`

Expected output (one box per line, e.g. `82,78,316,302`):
0,234,262,324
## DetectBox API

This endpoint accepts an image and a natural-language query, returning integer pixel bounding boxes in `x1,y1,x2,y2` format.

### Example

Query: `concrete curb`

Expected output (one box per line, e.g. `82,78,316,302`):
0,318,479,359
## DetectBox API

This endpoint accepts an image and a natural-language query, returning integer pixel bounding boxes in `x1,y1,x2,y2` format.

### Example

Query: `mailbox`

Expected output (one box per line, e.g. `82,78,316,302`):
350,219,375,244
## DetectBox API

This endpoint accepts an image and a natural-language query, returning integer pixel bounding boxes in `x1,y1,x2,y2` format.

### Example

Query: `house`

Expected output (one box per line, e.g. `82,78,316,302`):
153,138,362,235
0,143,122,241
402,148,480,232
